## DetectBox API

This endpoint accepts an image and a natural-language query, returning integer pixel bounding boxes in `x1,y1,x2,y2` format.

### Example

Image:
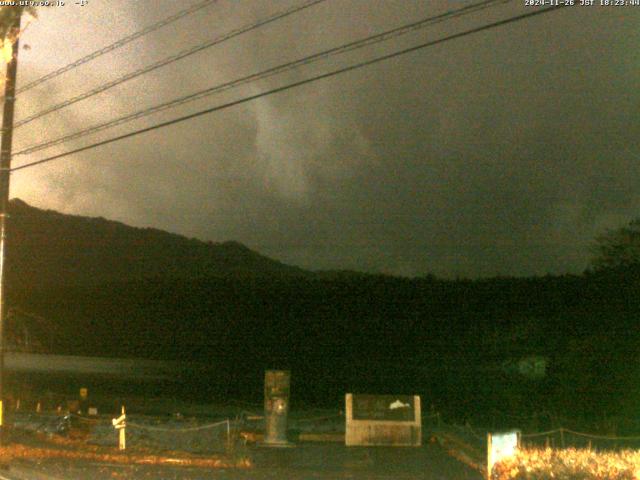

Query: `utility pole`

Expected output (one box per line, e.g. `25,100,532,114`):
0,9,22,442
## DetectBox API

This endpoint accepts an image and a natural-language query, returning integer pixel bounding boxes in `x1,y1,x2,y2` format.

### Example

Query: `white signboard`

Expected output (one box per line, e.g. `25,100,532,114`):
345,394,421,446
487,430,520,475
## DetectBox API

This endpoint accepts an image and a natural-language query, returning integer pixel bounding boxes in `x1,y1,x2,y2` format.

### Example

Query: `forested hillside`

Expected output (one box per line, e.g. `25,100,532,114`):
5,199,640,427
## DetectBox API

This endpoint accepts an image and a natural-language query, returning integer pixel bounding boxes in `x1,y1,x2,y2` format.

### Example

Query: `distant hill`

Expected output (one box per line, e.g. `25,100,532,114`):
2,199,639,425
5,198,308,287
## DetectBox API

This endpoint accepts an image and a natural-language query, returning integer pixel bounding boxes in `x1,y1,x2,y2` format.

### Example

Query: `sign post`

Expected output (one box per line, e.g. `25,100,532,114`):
487,430,520,478
112,406,126,451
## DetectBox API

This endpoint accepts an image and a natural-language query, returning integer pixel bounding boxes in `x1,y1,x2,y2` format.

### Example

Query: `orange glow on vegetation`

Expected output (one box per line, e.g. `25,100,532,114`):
0,443,252,469
492,447,640,479
0,430,251,470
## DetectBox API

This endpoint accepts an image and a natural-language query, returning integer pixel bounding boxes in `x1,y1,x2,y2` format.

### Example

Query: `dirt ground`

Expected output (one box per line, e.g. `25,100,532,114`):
2,442,482,480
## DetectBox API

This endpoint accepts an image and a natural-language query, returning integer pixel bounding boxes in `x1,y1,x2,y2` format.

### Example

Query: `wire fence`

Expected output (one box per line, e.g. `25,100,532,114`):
7,405,349,454
290,411,344,434
429,415,640,460
520,427,640,451
9,404,640,457
9,411,236,454
100,417,233,454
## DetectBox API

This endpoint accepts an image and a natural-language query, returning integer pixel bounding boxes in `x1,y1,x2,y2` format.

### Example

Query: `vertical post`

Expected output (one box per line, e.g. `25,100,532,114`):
486,432,492,480
0,10,22,443
79,387,88,415
560,428,564,448
119,405,126,450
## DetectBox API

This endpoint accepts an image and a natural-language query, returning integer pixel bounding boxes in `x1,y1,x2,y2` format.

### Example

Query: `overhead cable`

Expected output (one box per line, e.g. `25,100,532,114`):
11,5,568,173
15,0,218,96
15,0,508,156
13,0,327,128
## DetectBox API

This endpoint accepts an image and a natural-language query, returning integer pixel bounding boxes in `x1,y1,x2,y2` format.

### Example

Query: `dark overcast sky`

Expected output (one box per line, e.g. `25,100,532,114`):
9,0,640,278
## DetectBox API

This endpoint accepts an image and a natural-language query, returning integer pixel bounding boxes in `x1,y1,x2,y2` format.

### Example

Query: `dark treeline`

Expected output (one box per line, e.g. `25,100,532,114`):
4,199,639,428
8,267,640,429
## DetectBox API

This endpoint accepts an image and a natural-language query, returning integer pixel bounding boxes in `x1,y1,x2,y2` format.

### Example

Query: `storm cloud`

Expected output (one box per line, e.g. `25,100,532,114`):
9,0,640,278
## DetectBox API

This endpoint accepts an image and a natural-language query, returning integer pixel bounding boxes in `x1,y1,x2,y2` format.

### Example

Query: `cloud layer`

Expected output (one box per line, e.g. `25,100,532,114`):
9,1,640,278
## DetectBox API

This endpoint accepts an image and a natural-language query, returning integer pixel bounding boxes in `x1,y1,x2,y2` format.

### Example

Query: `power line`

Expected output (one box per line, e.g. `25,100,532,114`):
13,0,327,129
14,0,218,97
11,5,568,173
15,0,508,156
